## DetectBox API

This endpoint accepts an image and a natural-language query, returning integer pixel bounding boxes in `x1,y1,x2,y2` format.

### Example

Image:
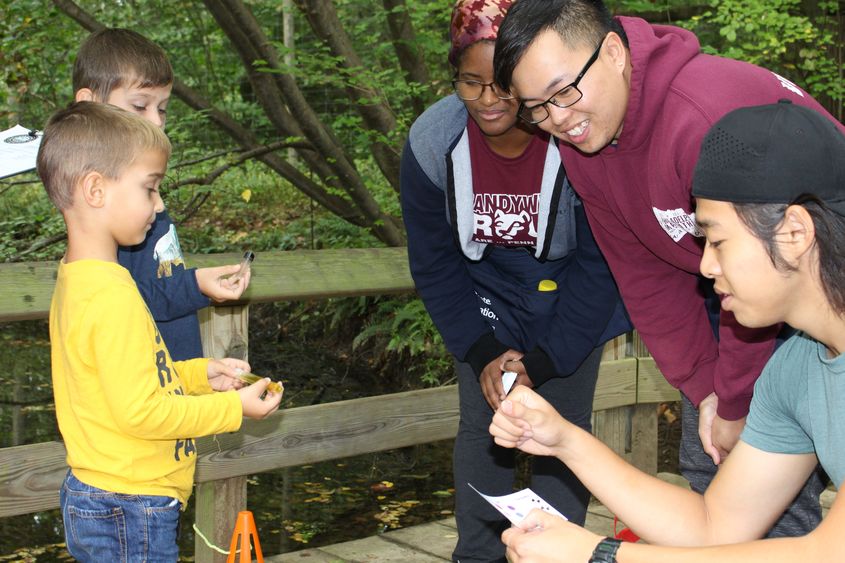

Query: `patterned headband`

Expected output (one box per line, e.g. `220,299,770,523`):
449,0,514,67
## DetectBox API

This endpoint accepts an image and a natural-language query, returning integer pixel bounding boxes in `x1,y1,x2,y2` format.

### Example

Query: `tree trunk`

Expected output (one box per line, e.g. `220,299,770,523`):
51,0,406,246
294,0,403,192
382,0,434,118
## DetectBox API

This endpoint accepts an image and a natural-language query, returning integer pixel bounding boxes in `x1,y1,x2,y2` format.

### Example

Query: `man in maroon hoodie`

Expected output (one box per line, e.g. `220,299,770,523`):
493,0,844,538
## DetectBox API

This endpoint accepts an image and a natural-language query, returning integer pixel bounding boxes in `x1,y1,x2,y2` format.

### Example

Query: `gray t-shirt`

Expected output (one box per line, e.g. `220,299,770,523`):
743,332,845,488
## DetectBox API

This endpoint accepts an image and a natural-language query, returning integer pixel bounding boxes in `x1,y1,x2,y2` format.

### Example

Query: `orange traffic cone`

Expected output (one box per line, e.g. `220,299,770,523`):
226,510,264,563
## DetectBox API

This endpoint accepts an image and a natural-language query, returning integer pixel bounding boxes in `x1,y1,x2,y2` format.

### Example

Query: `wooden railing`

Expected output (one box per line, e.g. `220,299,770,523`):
0,249,678,562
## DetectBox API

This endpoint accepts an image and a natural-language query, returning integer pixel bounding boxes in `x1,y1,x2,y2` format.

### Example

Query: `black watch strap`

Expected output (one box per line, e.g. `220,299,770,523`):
588,537,622,563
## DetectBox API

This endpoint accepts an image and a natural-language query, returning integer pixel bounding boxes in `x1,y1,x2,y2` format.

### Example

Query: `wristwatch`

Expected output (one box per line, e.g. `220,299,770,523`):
588,537,622,563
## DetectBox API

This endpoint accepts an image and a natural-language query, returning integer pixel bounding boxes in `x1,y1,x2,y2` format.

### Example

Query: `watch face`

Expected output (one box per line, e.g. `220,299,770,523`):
589,537,622,563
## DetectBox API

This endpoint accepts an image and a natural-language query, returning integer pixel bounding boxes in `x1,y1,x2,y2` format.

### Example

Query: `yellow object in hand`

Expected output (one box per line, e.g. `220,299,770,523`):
236,372,284,394
538,279,557,291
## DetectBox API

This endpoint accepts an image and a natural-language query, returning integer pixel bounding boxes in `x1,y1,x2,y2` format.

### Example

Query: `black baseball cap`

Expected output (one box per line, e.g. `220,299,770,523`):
693,100,845,215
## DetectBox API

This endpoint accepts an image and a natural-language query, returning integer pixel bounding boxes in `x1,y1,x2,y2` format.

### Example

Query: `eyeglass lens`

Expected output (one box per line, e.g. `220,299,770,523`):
518,38,604,124
454,80,514,101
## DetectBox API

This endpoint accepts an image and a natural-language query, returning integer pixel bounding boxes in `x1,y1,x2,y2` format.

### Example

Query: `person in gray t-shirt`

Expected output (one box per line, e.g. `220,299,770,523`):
487,102,845,562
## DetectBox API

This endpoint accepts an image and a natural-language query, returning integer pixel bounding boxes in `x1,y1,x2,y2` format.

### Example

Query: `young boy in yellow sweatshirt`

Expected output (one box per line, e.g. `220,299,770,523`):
37,101,281,562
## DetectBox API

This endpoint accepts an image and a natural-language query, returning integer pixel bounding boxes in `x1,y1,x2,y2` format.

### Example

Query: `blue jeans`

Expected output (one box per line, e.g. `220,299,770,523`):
60,471,182,562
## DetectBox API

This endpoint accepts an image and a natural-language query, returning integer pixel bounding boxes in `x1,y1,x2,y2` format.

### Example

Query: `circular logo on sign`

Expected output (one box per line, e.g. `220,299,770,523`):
4,134,37,144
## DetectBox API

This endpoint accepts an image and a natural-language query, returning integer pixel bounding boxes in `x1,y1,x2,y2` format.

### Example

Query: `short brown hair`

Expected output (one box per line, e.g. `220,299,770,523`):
72,28,173,101
37,102,171,210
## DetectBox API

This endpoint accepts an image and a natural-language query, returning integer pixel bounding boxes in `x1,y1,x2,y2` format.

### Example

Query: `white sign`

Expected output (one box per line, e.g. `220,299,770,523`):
1,125,42,179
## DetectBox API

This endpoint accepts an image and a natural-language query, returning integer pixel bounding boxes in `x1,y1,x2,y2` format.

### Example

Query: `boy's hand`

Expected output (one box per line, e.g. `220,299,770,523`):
196,264,252,302
207,358,250,391
238,378,282,419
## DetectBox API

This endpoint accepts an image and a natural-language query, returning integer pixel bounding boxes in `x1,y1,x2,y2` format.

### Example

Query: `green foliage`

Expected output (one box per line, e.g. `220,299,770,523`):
0,1,81,127
2,0,842,391
0,179,66,262
350,296,453,387
681,0,843,108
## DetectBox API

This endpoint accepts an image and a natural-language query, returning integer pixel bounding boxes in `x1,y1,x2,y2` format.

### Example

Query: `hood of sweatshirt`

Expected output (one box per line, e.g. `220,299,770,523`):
616,16,700,151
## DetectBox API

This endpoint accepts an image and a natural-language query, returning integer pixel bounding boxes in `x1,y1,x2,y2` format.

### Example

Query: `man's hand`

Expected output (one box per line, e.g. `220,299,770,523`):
502,509,601,562
196,264,252,302
698,392,746,465
712,413,746,461
479,349,527,410
489,386,568,458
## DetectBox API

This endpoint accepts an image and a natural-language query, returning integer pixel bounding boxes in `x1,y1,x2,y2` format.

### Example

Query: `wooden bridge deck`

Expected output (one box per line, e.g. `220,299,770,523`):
264,475,836,563
266,496,627,562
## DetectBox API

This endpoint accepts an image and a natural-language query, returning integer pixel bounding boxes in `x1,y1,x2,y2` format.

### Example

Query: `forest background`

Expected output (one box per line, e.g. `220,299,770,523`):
1,0,843,385
0,0,842,559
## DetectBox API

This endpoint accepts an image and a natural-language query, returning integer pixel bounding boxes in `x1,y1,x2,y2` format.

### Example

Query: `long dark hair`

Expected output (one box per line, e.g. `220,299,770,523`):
734,196,845,315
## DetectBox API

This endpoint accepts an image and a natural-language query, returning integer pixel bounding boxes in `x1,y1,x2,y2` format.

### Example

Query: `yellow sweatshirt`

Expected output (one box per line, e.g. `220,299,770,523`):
49,259,243,505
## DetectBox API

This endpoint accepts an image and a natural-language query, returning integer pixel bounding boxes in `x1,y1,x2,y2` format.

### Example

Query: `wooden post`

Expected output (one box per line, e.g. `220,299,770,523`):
629,403,658,475
593,336,633,460
630,330,677,476
593,406,631,462
195,305,250,563
194,477,248,563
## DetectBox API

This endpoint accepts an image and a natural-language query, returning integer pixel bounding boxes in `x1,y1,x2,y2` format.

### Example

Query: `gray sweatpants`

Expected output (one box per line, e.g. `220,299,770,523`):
451,347,604,563
679,394,825,537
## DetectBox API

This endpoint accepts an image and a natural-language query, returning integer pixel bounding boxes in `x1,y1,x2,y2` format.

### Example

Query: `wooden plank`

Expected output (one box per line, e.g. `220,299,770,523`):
199,305,250,360
189,248,414,304
593,358,637,411
585,499,618,539
318,534,448,562
629,403,658,475
635,357,680,404
593,406,630,460
0,248,415,321
0,361,641,518
194,299,251,561
193,386,460,483
600,334,629,361
0,441,66,517
377,519,458,560
193,361,636,484
268,520,456,562
0,261,59,321
631,331,650,357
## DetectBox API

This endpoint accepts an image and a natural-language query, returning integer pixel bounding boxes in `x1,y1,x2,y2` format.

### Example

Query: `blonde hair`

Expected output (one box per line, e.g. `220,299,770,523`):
73,28,173,101
37,102,171,210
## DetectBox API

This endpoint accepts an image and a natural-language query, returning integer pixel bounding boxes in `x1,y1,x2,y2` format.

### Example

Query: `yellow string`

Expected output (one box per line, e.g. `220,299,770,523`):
192,522,238,555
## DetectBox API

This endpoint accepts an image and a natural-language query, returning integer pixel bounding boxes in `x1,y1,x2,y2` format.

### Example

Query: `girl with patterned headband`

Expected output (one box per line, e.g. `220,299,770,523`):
400,0,629,560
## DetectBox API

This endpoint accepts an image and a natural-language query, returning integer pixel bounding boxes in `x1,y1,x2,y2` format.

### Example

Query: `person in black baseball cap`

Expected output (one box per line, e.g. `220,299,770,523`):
486,101,845,562
693,99,845,210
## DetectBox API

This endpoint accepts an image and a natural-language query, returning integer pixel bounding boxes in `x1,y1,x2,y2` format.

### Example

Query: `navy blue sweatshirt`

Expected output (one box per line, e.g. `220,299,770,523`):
118,209,208,361
401,95,630,386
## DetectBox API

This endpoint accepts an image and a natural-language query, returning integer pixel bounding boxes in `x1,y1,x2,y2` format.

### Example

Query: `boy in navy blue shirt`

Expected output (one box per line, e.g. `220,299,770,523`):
73,28,250,359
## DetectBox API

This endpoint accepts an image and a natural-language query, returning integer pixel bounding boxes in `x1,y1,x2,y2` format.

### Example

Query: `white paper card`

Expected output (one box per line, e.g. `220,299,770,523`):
502,371,517,394
0,125,42,179
468,483,567,525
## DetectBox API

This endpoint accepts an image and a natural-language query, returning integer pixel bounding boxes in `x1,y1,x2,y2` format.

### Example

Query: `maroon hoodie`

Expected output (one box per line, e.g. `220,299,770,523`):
562,16,845,419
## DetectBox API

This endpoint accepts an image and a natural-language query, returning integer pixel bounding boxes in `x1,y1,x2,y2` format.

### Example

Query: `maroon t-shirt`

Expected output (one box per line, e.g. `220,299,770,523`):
467,119,548,248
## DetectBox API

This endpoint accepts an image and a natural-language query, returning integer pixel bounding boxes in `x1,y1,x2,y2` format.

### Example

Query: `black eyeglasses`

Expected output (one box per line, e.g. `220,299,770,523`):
517,37,605,124
452,79,515,101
